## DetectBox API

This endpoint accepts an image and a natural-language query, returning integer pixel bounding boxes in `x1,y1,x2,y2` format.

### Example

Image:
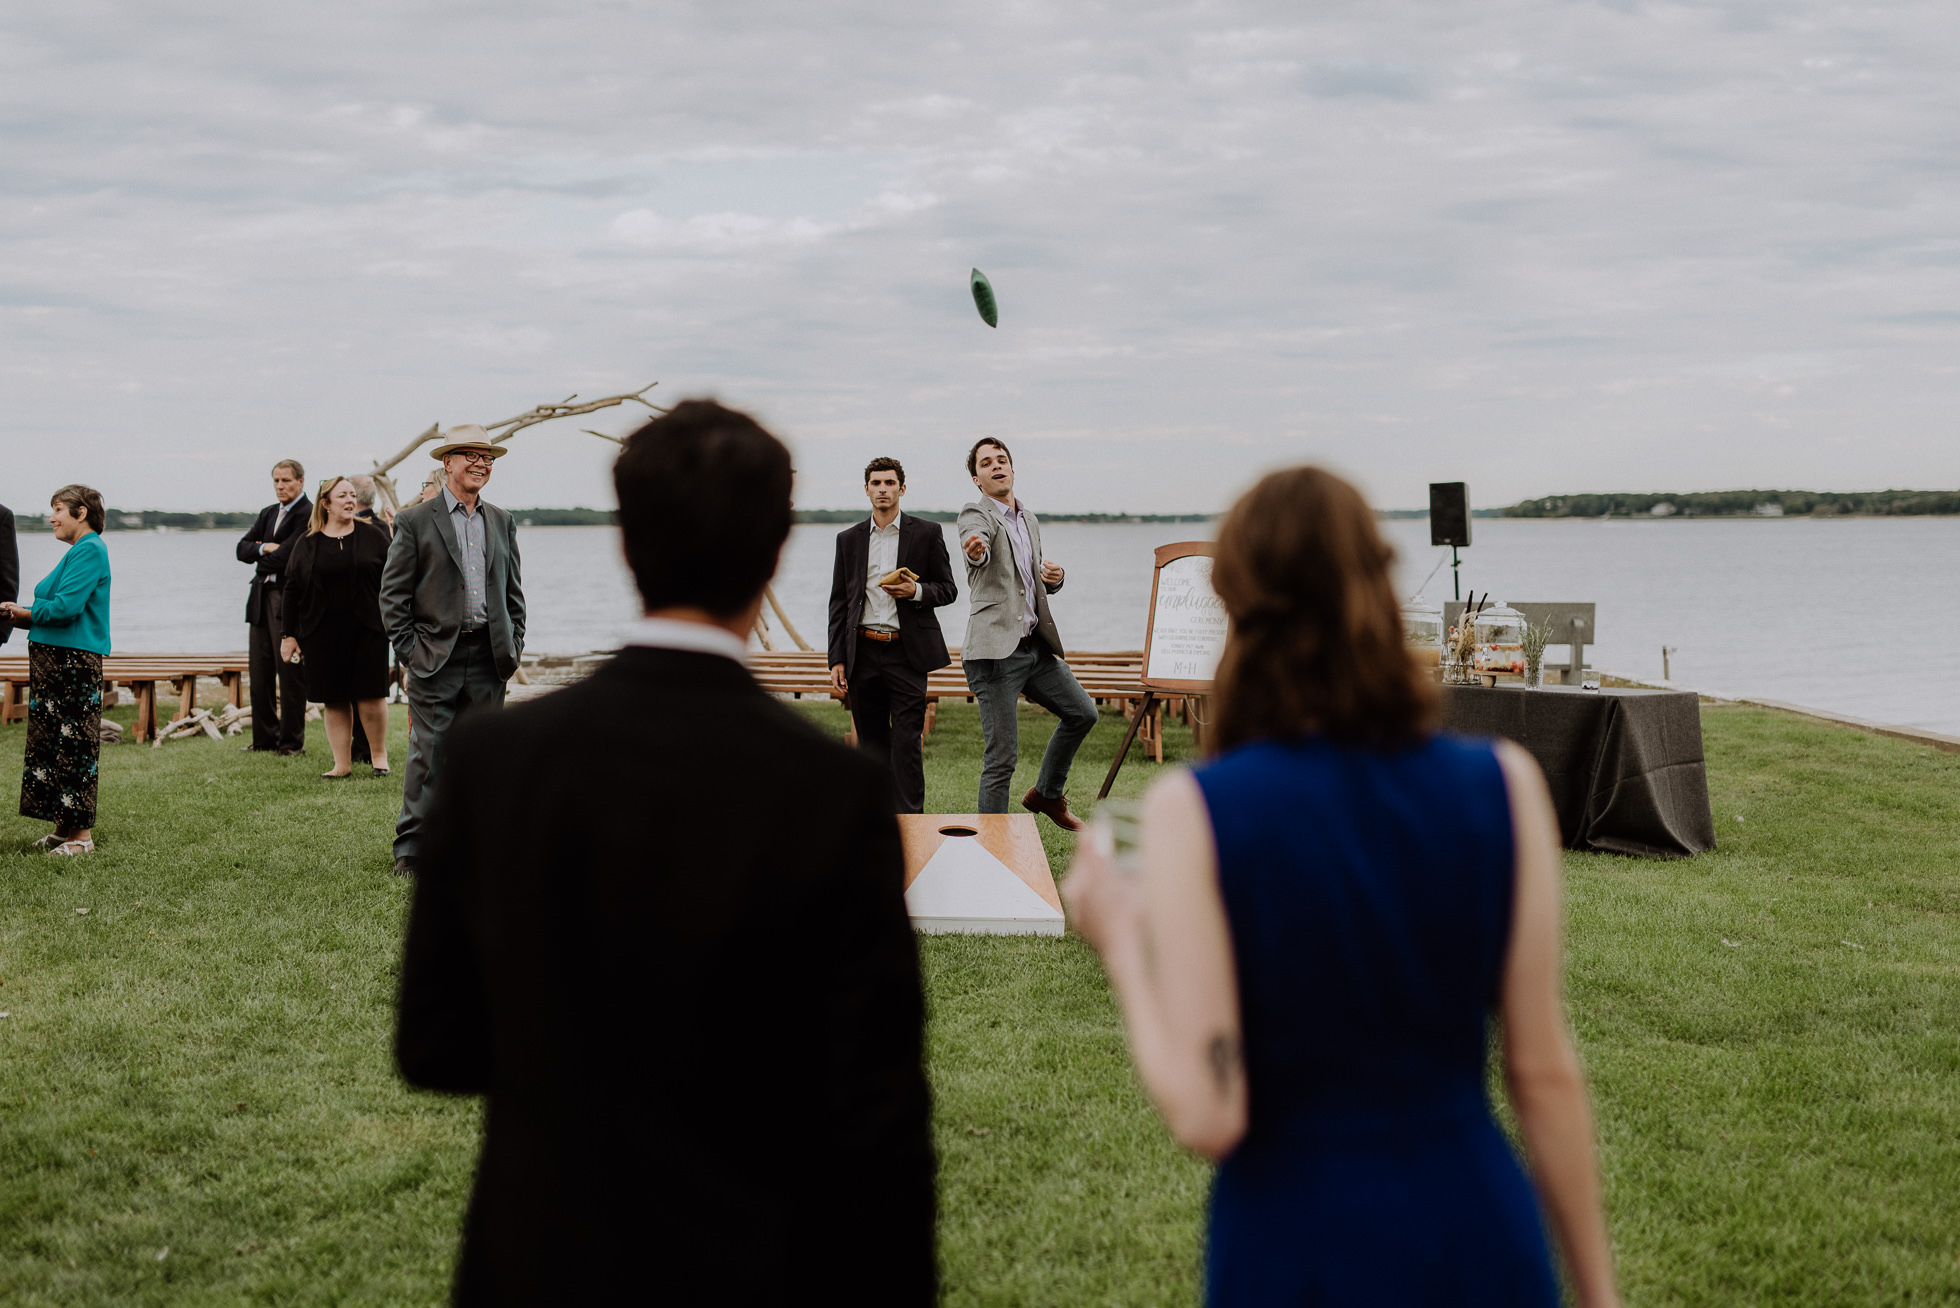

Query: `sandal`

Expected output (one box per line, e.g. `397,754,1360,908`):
47,839,94,857
320,770,352,781
370,766,391,777
29,832,64,852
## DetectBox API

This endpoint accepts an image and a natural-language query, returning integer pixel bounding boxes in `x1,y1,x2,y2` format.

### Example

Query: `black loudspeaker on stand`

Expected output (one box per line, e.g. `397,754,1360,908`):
1429,482,1470,600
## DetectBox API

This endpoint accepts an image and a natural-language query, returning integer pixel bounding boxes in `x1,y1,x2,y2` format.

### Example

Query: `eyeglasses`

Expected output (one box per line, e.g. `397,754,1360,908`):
454,451,497,466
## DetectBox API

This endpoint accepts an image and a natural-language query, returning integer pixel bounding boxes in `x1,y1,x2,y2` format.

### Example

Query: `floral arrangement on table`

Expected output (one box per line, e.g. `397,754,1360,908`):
1443,596,1486,685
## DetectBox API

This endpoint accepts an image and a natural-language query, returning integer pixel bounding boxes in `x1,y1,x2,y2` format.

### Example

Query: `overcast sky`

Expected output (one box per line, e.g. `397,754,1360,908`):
4,1,1957,515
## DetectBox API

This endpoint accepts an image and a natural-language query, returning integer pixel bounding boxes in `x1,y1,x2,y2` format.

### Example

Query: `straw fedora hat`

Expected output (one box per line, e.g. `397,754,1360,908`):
428,424,508,461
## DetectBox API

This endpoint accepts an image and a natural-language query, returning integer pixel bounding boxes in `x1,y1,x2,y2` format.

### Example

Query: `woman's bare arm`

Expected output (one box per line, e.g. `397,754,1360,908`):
1065,770,1246,1159
1496,740,1621,1308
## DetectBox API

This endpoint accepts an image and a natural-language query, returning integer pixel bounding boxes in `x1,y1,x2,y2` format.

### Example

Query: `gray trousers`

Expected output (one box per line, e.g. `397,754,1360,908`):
965,635,1100,813
394,631,505,860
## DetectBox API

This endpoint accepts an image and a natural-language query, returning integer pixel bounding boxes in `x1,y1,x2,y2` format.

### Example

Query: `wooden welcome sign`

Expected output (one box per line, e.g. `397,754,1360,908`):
1100,542,1224,797
1142,542,1225,691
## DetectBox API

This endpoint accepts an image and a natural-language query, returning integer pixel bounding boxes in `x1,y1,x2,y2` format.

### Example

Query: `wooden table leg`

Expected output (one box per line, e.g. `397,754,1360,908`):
1097,691,1156,800
222,671,243,708
0,678,20,725
171,675,198,723
132,681,155,744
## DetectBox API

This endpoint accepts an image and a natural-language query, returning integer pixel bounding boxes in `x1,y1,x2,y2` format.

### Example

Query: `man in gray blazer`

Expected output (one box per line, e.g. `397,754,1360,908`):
956,438,1099,830
380,426,525,875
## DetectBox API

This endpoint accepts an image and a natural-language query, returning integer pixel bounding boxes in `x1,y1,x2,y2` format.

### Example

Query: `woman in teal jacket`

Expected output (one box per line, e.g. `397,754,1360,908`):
0,485,112,857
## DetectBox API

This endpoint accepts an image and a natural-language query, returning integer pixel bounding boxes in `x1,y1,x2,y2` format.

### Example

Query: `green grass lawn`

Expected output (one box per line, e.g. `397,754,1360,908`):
0,694,1955,1304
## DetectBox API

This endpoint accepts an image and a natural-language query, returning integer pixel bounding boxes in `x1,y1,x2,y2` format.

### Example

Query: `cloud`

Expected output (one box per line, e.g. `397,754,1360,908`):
0,0,1957,517
1303,58,1427,101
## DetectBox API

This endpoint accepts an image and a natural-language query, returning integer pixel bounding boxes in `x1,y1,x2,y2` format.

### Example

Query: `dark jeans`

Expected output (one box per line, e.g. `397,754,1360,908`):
849,632,929,814
248,588,307,751
963,636,1100,813
394,630,505,860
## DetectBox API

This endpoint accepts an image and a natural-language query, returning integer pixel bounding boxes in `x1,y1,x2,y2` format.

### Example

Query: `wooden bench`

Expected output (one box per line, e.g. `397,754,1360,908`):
0,652,250,744
1444,602,1597,685
748,649,1187,764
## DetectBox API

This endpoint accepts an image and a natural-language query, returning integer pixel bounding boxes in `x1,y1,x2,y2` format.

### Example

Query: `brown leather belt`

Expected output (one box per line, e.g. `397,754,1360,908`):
859,627,898,643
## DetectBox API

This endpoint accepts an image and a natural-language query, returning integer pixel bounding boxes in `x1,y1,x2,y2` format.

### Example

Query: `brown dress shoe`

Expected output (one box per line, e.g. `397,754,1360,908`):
1022,787,1085,832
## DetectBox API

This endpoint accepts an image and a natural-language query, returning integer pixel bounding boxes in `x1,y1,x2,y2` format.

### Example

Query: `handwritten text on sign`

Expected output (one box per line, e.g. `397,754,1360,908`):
1146,555,1227,684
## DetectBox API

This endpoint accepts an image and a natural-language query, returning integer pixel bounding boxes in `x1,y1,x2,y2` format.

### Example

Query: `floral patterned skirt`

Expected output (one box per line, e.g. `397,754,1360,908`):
20,642,103,828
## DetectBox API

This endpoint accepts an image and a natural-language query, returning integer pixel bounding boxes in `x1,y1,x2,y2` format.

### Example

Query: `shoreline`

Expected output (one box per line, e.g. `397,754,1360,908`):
1600,671,1960,753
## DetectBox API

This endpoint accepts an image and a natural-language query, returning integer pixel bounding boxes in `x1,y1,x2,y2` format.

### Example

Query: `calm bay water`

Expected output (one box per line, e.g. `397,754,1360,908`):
16,516,1959,734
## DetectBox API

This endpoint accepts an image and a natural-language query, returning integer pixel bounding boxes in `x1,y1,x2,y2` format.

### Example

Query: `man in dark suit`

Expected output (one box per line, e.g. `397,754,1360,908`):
396,399,935,1305
827,457,956,813
236,460,312,753
0,500,16,647
379,426,524,878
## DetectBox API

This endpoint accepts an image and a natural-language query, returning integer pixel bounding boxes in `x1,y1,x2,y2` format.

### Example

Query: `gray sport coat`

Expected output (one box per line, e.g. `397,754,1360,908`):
380,494,526,681
955,497,1065,660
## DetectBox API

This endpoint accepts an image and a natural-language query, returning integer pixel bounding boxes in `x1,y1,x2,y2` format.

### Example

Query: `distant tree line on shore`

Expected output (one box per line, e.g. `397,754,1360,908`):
78,507,1217,531
792,509,1215,524
1504,489,1960,519
76,493,1960,532
88,508,627,530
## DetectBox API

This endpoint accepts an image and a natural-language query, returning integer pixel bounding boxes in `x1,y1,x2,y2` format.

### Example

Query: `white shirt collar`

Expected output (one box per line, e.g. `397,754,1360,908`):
868,511,902,533
624,616,751,665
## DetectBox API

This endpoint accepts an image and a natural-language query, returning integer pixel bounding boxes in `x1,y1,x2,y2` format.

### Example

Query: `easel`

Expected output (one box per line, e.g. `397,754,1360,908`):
1097,542,1221,798
1098,689,1201,798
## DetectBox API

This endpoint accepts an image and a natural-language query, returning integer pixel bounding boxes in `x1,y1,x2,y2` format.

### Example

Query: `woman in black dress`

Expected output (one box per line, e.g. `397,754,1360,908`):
280,476,392,779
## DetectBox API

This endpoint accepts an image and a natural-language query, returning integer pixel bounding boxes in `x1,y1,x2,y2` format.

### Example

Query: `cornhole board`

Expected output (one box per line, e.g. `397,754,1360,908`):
897,814,1065,936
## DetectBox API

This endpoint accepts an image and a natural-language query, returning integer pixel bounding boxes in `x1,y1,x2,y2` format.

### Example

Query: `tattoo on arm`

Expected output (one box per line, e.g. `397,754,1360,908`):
1208,1032,1241,1094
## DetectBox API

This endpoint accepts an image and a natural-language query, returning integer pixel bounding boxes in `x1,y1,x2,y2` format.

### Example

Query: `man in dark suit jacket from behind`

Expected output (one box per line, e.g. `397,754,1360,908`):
236,460,312,753
827,456,956,813
395,399,935,1305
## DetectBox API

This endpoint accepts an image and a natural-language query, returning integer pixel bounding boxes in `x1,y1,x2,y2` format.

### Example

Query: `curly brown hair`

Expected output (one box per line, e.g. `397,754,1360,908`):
1209,466,1438,752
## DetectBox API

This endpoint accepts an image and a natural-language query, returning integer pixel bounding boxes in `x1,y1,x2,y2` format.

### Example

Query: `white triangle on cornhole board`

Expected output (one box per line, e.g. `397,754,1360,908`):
900,815,1064,936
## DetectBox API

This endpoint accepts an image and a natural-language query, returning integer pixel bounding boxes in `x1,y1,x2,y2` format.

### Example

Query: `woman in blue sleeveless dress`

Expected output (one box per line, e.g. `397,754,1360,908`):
1067,467,1619,1308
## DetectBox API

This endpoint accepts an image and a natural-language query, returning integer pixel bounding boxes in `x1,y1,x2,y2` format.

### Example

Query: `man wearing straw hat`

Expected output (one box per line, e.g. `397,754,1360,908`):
380,425,525,877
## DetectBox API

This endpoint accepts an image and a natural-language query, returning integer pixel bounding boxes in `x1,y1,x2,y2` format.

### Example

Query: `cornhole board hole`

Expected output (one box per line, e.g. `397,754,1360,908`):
898,814,1065,936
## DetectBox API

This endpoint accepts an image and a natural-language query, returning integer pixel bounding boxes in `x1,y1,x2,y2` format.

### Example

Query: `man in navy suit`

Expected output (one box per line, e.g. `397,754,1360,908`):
236,461,312,753
827,458,956,813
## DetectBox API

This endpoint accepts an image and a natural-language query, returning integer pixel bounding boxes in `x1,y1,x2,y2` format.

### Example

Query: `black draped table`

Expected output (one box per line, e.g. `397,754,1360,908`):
1441,685,1716,858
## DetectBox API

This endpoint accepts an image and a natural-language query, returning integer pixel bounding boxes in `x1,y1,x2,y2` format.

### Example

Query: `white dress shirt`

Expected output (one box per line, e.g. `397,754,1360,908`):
863,514,903,632
624,616,750,664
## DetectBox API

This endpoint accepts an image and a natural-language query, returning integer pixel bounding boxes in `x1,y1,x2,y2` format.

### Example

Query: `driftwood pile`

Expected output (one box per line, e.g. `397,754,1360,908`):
365,382,813,653
153,704,253,747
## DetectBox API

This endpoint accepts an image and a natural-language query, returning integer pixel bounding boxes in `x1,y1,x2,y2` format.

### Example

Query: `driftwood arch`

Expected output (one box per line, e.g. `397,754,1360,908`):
367,382,810,652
